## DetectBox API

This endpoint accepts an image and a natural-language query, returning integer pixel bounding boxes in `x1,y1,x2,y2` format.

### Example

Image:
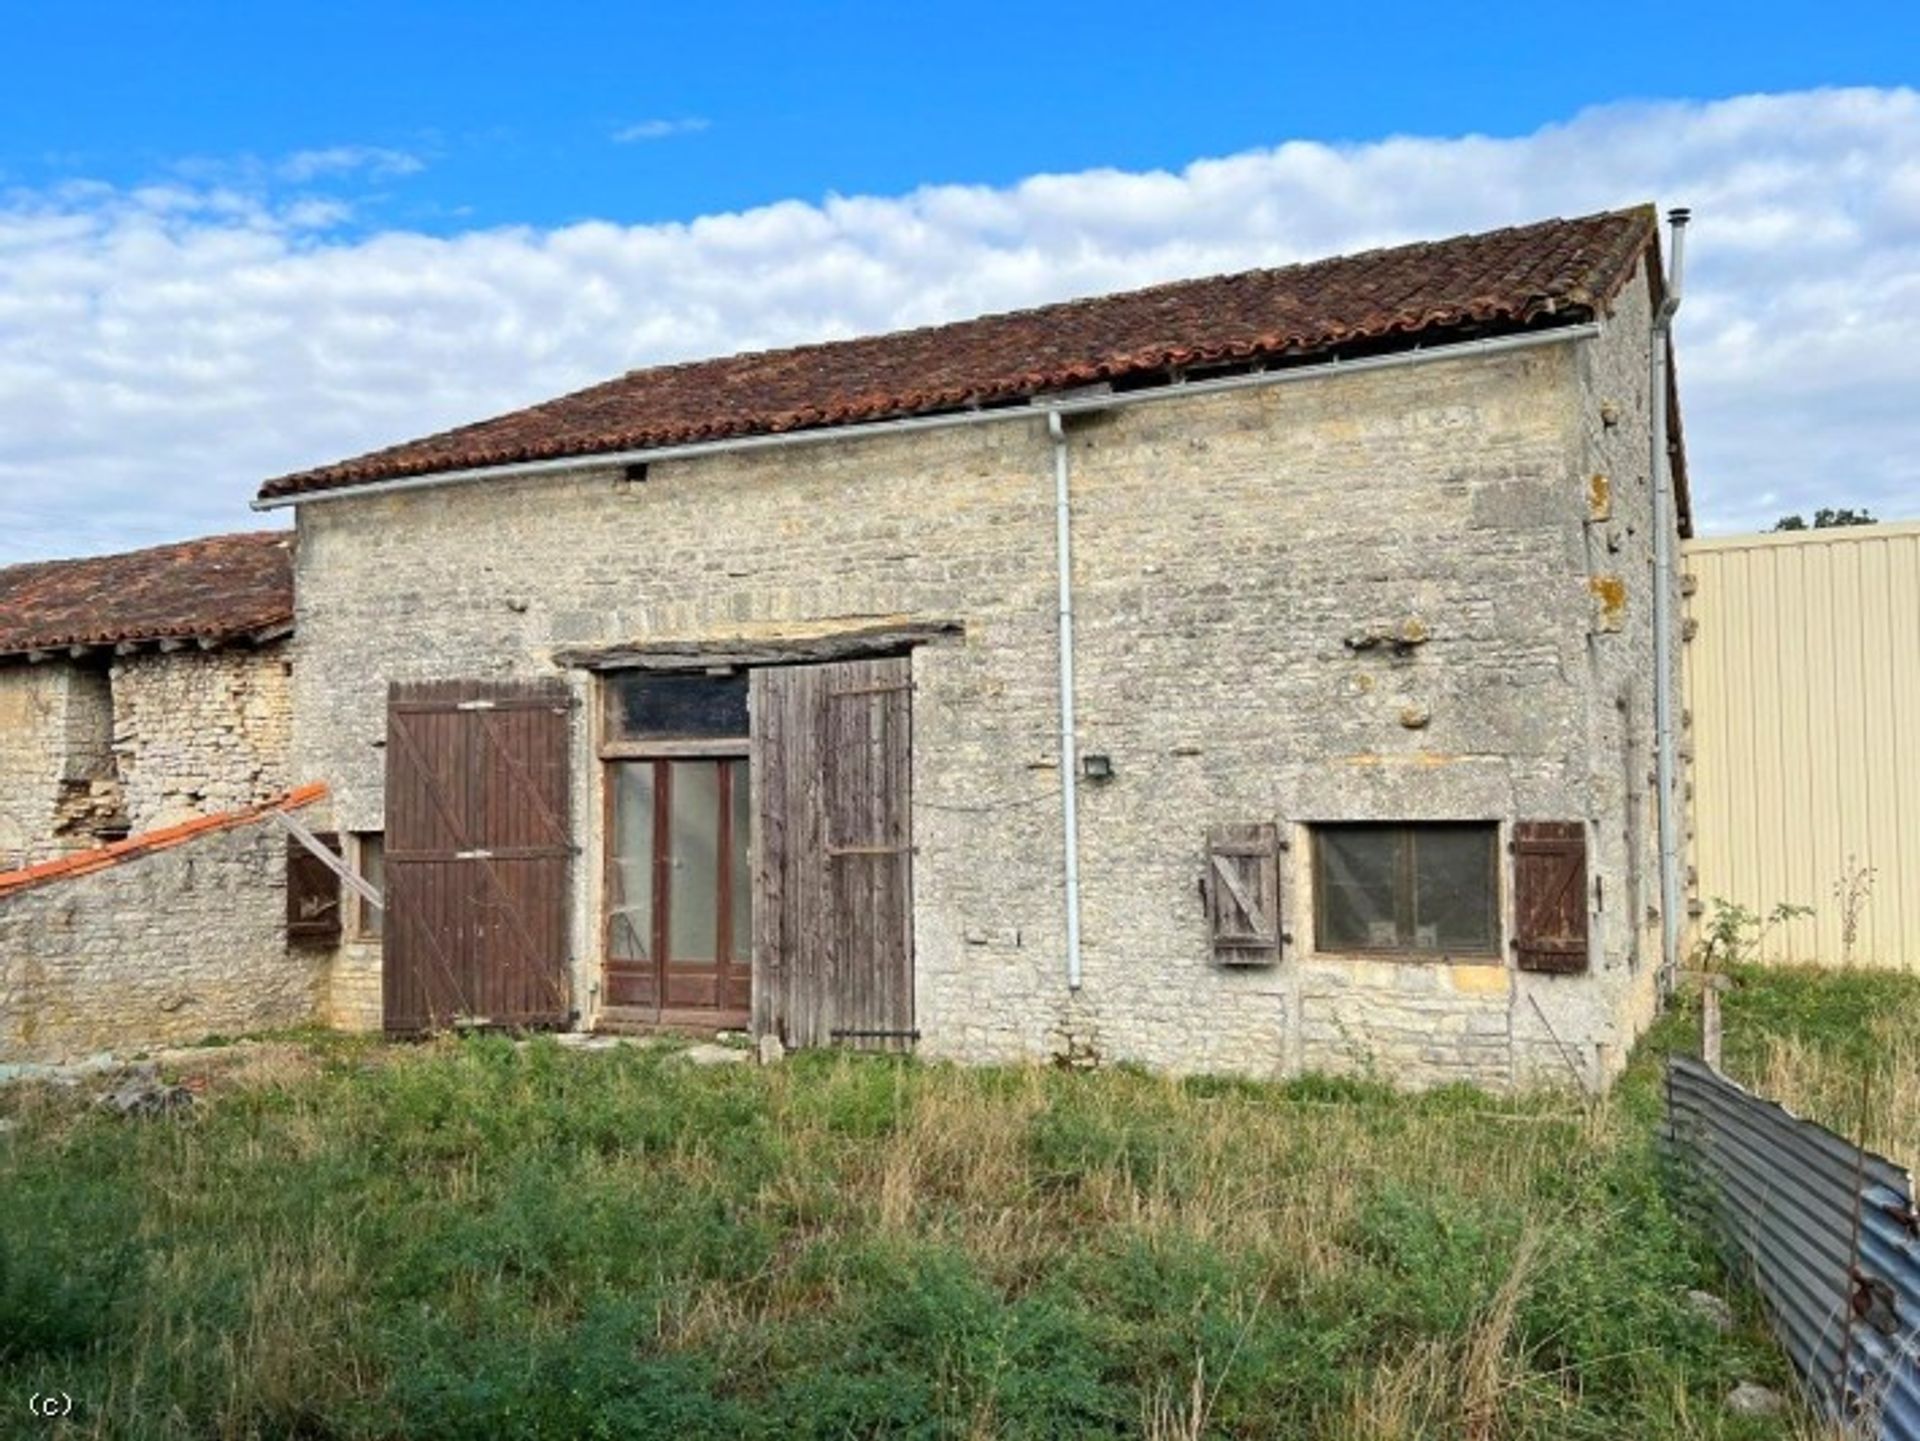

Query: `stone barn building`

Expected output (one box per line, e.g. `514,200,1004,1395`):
0,531,295,868
251,204,1693,1091
0,532,314,1063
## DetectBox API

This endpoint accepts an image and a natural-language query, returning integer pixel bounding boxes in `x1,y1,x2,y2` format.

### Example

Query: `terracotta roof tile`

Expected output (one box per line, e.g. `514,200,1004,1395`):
0,531,294,658
0,783,326,900
260,206,1658,501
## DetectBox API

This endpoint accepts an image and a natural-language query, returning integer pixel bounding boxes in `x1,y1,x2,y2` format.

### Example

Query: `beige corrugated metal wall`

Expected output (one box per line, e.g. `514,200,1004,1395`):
1685,521,1920,969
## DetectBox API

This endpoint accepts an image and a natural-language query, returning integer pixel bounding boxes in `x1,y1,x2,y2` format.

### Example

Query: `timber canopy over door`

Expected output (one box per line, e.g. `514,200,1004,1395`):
752,657,914,1050
385,679,573,1032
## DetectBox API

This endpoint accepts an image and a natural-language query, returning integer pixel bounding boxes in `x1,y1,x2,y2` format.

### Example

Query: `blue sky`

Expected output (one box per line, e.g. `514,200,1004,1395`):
8,1,1915,234
1,4,1917,561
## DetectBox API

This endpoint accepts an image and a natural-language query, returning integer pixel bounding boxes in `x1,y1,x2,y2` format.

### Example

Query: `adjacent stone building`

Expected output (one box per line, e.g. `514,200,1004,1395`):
0,532,295,868
257,205,1693,1090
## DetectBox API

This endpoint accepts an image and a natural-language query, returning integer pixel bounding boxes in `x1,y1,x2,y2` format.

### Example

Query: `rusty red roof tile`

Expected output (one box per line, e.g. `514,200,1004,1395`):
259,206,1660,502
0,531,294,659
0,783,327,900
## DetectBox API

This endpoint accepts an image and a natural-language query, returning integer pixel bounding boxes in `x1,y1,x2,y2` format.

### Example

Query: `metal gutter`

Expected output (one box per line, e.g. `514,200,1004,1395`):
252,323,1601,512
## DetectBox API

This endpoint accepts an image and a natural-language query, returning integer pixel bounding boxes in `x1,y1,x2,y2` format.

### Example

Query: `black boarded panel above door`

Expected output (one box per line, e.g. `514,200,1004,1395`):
751,657,914,1051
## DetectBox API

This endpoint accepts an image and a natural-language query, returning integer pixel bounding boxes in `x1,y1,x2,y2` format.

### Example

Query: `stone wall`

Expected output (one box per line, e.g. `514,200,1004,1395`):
329,940,383,1032
0,808,323,1063
111,645,293,832
290,305,1674,1090
0,662,122,869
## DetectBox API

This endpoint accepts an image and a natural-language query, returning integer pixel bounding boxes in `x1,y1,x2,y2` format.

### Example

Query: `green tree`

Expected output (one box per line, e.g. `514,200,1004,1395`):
1772,507,1877,531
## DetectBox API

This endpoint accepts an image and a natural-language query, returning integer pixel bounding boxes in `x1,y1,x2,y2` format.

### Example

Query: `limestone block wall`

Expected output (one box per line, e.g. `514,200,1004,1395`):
0,662,121,869
110,645,293,831
329,941,382,1032
290,320,1672,1090
0,810,323,1063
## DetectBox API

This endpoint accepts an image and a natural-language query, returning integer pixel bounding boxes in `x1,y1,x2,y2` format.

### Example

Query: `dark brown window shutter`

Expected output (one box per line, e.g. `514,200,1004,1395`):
287,832,343,947
1512,821,1589,973
1205,823,1282,965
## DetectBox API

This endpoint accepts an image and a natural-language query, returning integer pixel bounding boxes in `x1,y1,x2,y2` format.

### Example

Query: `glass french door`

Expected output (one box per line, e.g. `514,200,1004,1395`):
604,756,751,1022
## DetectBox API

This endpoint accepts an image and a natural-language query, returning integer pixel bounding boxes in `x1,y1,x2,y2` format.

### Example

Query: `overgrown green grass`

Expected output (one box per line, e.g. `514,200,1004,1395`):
1640,962,1920,1172
8,971,1905,1440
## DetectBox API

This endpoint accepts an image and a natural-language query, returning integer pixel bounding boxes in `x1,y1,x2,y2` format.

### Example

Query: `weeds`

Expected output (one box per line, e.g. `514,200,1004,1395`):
4,979,1898,1438
1691,898,1816,973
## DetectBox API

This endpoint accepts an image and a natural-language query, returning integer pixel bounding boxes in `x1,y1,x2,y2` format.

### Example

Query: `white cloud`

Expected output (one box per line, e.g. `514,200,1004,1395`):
276,146,425,182
2,87,1917,563
611,117,711,143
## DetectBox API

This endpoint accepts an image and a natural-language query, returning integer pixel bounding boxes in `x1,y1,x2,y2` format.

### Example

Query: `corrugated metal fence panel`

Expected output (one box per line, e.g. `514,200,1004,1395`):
1684,522,1920,970
1665,1055,1920,1436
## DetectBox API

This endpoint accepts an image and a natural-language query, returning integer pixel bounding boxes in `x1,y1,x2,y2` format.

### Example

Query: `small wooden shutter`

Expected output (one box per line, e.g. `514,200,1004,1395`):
1205,823,1282,965
1512,821,1590,973
287,832,343,946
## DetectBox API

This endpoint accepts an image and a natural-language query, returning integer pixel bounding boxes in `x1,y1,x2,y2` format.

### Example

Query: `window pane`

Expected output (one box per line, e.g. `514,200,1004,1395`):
607,672,748,741
668,761,721,961
729,759,752,963
1413,825,1497,952
609,763,655,962
1318,827,1401,951
358,833,385,941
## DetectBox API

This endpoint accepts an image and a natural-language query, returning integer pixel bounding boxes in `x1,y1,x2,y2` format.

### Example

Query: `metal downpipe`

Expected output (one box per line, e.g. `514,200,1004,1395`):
1049,410,1084,992
1652,206,1690,986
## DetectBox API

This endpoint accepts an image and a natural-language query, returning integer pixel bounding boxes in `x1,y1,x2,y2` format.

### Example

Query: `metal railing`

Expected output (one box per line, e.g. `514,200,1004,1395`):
1665,1055,1920,1437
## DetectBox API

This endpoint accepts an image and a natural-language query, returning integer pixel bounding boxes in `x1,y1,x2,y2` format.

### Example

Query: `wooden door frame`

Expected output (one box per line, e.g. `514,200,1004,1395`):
596,739,751,1032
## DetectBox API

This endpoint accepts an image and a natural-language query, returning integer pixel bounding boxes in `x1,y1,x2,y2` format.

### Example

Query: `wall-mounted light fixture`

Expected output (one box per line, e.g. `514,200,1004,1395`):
1082,753,1114,782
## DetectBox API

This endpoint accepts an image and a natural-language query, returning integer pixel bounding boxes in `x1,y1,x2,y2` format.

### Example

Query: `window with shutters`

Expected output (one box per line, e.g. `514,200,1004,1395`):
1312,822,1498,958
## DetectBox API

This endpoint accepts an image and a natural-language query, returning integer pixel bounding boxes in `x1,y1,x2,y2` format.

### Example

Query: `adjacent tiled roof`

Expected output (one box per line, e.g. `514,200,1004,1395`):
0,531,294,659
260,206,1659,501
0,784,326,900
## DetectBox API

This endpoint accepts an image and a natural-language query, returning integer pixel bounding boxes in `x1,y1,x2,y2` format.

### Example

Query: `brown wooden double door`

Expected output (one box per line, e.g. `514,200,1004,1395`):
384,679,573,1033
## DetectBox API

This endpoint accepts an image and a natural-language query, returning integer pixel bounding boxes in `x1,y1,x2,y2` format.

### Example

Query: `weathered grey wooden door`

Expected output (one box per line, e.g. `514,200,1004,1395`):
384,679,573,1032
751,657,914,1050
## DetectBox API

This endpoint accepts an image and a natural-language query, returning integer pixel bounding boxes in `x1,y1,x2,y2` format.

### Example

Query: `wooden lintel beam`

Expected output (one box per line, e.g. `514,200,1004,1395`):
554,620,963,672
